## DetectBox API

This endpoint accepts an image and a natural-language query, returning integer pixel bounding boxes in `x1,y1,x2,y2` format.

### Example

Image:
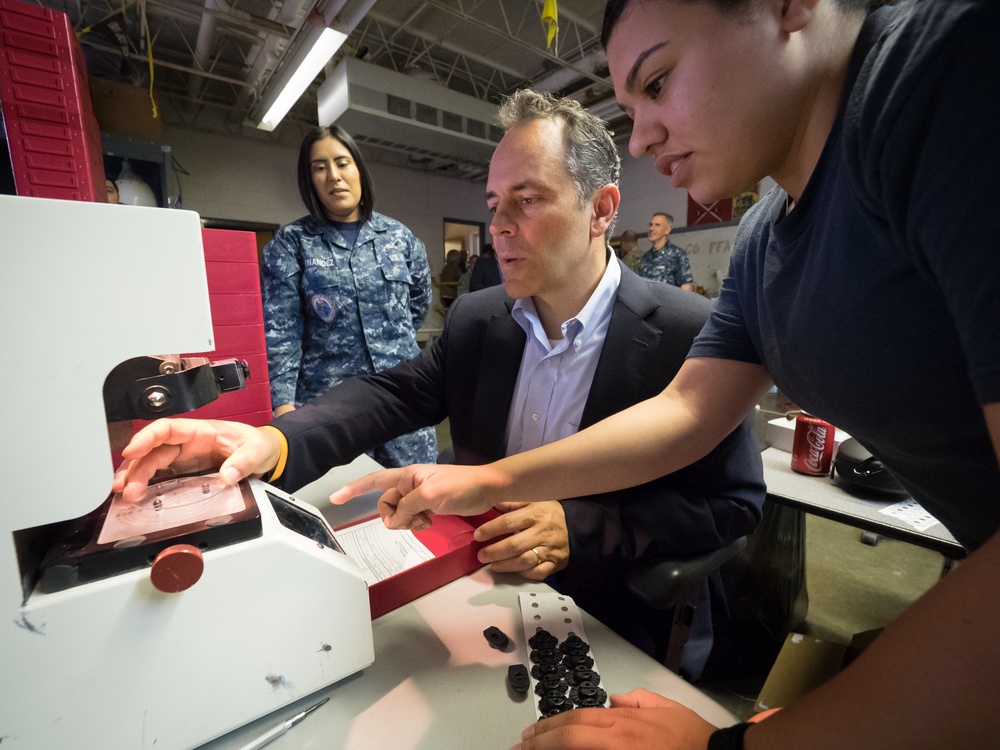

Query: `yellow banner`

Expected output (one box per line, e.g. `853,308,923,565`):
541,0,558,51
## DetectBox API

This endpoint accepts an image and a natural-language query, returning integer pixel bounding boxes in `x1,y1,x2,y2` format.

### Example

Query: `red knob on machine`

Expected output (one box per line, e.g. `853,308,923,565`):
150,544,204,593
790,412,836,476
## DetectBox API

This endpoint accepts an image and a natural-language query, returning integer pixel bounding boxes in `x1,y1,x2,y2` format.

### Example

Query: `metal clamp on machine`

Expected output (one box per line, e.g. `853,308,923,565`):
103,354,250,422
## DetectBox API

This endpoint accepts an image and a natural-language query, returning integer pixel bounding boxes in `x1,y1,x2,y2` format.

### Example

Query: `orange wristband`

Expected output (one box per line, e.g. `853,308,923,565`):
258,425,288,483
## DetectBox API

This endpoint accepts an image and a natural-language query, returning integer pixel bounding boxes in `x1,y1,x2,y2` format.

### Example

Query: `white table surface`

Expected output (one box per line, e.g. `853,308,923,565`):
761,447,965,559
198,457,737,749
200,567,737,750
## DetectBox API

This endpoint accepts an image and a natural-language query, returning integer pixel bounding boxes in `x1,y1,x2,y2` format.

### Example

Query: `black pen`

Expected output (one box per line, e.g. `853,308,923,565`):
236,697,329,750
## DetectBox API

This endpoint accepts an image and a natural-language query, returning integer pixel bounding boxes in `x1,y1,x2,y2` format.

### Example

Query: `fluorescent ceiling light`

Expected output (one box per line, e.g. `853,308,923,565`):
257,26,348,132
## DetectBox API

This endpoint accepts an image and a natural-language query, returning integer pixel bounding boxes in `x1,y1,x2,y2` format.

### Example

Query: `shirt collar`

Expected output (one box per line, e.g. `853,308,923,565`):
512,249,621,351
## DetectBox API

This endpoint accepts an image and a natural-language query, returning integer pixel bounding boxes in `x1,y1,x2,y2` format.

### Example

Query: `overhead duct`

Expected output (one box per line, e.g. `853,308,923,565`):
317,57,501,166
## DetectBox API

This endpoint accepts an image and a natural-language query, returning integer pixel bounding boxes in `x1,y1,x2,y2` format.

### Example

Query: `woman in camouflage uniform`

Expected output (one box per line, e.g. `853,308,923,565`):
261,125,436,468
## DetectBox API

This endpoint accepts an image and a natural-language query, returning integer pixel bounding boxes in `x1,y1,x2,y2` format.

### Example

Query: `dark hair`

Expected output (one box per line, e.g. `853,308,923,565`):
601,0,887,48
297,124,375,225
653,211,674,224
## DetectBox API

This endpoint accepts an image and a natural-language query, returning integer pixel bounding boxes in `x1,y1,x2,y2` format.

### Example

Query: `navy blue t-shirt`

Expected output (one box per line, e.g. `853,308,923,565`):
689,0,1000,550
330,219,363,249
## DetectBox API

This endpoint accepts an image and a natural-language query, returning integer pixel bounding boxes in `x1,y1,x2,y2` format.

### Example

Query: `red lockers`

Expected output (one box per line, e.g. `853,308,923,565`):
0,0,106,201
180,228,273,427
126,229,271,439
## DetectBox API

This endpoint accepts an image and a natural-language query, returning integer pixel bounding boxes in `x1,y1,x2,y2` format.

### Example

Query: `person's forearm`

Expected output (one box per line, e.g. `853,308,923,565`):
275,365,443,490
745,527,1000,749
486,358,771,506
490,394,710,504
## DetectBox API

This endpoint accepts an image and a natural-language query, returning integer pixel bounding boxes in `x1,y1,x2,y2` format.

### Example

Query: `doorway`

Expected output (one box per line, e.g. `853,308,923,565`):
443,217,485,265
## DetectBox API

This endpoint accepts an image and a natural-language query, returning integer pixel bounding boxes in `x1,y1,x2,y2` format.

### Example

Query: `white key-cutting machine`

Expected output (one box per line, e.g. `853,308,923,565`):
0,195,374,749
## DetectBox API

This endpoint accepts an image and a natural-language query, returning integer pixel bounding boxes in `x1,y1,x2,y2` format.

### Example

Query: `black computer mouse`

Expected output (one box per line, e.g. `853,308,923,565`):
833,438,909,498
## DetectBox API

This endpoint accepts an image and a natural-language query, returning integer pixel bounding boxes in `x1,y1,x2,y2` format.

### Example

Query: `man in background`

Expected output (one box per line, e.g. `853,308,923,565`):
637,212,693,291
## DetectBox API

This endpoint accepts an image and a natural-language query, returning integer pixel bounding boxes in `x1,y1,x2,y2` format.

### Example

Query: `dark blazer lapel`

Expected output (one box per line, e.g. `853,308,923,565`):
581,262,665,427
471,304,526,461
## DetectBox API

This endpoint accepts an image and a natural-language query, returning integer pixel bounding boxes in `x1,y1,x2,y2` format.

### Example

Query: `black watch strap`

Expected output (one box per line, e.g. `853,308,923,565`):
707,722,752,750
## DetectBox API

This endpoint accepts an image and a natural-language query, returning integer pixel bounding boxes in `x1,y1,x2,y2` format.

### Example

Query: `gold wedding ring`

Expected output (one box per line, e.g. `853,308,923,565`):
531,547,542,566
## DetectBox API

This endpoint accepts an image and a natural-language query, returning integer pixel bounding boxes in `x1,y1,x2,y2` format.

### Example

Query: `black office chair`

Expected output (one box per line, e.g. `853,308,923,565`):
625,536,748,674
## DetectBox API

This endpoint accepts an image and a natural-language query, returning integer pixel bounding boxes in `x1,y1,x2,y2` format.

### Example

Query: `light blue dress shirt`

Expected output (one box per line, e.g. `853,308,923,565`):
505,254,621,456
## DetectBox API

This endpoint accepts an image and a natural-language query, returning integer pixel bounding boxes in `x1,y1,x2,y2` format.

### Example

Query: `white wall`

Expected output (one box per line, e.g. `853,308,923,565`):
367,161,491,273
614,149,779,238
162,125,492,279
615,151,689,238
165,127,304,226
162,124,778,284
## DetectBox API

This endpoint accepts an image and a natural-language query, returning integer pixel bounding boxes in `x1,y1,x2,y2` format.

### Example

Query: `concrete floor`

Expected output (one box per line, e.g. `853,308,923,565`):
690,393,952,719
695,513,946,720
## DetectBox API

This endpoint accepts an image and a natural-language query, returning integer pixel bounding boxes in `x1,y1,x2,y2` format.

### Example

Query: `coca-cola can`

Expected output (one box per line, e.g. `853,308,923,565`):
790,412,836,476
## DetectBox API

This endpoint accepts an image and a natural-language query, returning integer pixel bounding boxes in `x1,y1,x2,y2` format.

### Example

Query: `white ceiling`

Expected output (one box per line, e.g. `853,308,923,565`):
38,0,629,181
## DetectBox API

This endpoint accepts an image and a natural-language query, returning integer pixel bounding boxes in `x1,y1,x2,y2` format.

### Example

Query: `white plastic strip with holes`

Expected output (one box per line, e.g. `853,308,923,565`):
518,591,609,720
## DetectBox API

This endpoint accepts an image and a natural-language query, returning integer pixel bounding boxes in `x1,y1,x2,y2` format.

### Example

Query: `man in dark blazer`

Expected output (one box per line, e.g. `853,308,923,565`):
273,257,763,677
113,90,764,679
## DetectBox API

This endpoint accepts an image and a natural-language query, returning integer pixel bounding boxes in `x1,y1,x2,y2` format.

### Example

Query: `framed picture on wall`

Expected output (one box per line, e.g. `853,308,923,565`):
687,194,732,225
732,183,761,222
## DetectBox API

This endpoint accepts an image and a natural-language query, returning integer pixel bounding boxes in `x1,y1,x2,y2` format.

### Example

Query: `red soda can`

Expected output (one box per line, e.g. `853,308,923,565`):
790,412,836,476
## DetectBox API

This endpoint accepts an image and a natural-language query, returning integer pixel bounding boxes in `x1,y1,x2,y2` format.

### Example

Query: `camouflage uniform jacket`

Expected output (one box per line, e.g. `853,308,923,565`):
621,247,645,273
262,212,432,408
636,240,693,287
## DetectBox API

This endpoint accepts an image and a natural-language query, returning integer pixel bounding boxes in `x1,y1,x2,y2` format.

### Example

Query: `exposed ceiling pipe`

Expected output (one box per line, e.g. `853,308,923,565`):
188,0,223,102
230,0,316,124
366,9,524,82
82,38,250,87
530,50,606,94
586,96,623,122
145,0,291,41
177,0,291,112
248,0,378,131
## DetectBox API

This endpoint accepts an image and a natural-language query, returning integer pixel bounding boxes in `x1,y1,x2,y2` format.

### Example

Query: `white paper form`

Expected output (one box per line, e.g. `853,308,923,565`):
879,498,940,532
335,518,435,586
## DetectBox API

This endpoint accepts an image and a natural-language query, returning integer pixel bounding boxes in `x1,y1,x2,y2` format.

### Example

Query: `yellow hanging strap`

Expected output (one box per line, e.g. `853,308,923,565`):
541,0,558,52
77,1,158,119
139,0,158,119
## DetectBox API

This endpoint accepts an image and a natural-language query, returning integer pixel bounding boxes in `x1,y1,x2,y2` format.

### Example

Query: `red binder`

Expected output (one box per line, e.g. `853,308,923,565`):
336,510,500,619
